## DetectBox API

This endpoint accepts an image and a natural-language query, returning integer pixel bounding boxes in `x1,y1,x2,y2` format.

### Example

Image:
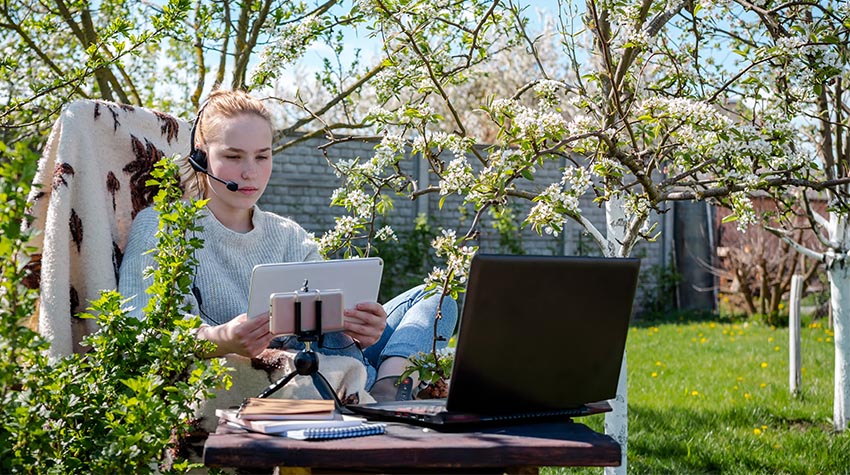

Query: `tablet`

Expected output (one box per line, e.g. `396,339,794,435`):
246,258,384,319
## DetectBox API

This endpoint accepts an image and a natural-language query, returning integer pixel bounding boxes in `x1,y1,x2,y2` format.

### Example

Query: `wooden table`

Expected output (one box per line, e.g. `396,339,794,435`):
203,419,621,474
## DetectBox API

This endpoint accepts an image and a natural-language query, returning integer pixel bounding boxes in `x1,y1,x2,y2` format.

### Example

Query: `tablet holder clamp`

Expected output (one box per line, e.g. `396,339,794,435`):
255,280,344,409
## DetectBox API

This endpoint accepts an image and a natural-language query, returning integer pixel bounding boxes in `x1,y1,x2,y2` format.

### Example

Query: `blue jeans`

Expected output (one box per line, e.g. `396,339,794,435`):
281,285,458,389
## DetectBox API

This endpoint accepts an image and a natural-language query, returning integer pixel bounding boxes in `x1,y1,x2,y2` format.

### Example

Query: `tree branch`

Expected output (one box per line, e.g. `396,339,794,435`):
276,57,389,138
661,177,850,201
764,225,826,261
232,0,273,89
191,0,205,107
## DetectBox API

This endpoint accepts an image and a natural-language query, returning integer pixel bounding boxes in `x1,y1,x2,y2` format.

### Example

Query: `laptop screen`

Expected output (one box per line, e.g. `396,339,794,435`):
445,254,640,414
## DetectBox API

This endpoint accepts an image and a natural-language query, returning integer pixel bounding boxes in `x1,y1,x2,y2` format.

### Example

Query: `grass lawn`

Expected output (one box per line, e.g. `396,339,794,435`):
546,317,850,475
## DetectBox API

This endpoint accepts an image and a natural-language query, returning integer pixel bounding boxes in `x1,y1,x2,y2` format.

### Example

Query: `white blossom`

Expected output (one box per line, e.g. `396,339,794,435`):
431,229,457,251
375,225,397,242
252,17,320,82
439,158,474,195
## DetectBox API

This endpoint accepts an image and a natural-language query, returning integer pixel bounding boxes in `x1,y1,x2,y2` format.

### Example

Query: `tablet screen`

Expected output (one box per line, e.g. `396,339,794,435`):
246,258,384,319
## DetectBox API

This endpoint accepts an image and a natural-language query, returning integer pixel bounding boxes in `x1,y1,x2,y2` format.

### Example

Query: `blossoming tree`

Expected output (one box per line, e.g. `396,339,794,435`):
249,0,850,470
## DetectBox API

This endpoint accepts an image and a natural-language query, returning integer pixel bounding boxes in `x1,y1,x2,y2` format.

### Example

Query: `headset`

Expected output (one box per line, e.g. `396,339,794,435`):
188,100,239,192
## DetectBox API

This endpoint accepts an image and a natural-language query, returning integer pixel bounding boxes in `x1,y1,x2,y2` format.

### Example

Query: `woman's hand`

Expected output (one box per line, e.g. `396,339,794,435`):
197,312,273,358
343,302,387,349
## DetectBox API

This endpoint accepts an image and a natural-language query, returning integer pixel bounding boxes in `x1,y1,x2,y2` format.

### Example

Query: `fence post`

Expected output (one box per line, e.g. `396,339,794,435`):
789,274,803,395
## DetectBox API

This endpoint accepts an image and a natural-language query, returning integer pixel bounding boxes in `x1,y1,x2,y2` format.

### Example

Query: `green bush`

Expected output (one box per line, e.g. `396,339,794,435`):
0,148,229,474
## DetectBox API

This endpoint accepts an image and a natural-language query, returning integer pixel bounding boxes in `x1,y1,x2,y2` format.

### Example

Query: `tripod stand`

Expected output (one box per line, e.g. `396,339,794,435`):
255,287,344,410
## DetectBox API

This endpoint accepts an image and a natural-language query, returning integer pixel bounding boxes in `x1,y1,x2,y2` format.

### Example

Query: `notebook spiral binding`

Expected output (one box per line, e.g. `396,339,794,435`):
286,423,387,440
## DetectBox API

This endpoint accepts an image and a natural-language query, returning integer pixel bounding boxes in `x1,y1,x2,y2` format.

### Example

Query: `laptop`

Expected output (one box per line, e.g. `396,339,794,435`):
346,253,640,429
247,258,384,319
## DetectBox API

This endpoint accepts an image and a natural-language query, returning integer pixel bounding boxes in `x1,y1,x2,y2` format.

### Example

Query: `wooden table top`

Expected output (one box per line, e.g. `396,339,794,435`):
203,419,621,471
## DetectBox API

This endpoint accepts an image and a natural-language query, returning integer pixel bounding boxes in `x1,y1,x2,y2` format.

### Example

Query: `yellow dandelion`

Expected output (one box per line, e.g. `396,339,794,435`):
761,425,767,430
744,393,751,399
651,372,658,378
753,428,762,435
818,337,824,342
760,383,767,388
700,337,707,344
774,346,780,351
709,323,716,329
737,376,744,382
733,385,738,390
768,337,774,343
691,390,699,397
761,362,768,368
827,337,832,342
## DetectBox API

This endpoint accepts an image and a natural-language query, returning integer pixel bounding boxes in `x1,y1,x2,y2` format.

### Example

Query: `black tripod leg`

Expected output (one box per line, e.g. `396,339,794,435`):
257,369,300,399
311,372,345,410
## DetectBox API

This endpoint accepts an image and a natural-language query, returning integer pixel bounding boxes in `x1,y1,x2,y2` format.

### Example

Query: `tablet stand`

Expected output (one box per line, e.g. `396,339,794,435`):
256,284,344,410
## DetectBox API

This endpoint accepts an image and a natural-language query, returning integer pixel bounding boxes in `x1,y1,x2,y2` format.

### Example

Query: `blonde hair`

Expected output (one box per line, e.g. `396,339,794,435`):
182,89,273,196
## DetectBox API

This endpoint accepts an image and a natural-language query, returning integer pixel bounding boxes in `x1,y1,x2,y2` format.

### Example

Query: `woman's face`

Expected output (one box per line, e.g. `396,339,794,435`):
202,113,273,213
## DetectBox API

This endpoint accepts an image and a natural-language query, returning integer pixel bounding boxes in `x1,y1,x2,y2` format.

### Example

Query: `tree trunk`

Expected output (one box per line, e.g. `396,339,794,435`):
829,262,850,431
603,197,628,475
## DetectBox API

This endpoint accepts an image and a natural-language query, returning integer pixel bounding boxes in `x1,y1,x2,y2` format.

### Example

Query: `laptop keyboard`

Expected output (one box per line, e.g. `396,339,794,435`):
393,403,446,415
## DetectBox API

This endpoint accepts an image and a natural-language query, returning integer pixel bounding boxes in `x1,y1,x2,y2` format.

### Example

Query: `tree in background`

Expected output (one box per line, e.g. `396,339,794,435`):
713,2,850,432
715,198,824,323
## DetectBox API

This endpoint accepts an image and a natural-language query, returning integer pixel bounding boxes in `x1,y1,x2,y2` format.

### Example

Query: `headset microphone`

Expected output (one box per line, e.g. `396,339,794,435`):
188,154,240,192
188,100,239,192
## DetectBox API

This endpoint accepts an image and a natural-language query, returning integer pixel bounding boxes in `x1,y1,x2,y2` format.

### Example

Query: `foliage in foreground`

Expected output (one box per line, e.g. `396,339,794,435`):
0,151,229,474
548,317,850,475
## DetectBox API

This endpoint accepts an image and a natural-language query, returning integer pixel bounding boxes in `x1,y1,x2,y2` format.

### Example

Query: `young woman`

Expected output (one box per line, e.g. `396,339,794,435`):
118,90,457,401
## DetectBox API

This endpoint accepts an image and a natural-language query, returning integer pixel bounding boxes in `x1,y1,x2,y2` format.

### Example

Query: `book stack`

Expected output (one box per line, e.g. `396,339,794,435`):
216,398,386,440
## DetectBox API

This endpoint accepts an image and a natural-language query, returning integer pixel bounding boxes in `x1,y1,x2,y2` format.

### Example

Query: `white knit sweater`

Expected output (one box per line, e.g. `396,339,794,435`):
118,205,320,324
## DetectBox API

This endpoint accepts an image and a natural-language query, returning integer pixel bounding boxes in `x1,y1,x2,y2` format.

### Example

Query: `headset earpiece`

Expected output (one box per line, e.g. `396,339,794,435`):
189,147,208,172
189,100,209,172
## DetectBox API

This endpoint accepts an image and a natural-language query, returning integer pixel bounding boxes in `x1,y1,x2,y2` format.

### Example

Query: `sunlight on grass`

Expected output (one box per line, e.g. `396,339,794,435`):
545,319,850,475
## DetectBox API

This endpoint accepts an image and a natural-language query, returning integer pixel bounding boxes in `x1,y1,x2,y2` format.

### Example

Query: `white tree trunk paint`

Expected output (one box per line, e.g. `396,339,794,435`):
772,209,849,432
829,262,850,431
789,274,803,395
826,210,849,432
603,197,629,475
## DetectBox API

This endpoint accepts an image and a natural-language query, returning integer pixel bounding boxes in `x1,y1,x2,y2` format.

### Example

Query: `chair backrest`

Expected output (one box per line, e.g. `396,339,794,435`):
25,100,190,357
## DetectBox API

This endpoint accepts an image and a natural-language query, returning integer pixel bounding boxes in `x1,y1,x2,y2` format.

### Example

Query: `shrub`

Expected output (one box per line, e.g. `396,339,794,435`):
0,150,229,474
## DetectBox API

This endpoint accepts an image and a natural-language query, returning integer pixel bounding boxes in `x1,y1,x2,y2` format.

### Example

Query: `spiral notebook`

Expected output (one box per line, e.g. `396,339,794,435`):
283,423,386,440
346,254,640,429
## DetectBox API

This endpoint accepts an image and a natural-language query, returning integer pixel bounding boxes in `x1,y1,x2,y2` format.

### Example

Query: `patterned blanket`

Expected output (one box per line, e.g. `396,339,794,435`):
25,99,370,435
